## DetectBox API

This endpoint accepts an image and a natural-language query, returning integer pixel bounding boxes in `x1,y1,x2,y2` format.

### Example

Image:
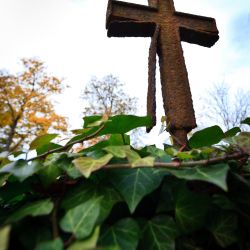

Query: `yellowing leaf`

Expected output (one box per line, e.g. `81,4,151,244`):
73,154,113,178
131,156,155,168
0,225,11,250
104,145,131,158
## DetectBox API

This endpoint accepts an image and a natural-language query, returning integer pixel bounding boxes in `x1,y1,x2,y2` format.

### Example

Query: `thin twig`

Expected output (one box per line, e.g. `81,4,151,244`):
64,234,75,248
103,152,248,169
28,124,105,161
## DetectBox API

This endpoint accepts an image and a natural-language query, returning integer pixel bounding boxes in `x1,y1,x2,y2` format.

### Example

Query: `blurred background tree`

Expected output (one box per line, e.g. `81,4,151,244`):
198,82,250,130
0,58,68,153
82,75,138,116
80,75,145,148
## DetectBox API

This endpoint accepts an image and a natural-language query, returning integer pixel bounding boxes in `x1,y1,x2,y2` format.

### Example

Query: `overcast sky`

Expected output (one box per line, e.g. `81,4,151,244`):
0,0,249,144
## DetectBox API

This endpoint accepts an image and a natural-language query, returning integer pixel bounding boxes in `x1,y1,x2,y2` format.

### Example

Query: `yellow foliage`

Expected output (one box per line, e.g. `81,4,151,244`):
0,58,68,152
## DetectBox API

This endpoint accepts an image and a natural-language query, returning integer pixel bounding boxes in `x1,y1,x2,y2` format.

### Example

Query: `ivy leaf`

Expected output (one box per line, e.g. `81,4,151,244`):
84,115,152,135
208,211,238,248
38,154,63,187
0,225,11,250
67,227,100,250
166,164,229,191
99,218,140,250
146,145,172,162
104,146,131,158
60,197,102,239
189,126,224,148
83,116,105,128
83,134,130,153
30,134,58,150
224,127,241,138
69,115,150,146
109,168,164,212
139,216,177,250
98,115,152,135
235,132,250,154
35,238,63,250
145,145,167,157
131,156,155,168
104,146,155,167
175,185,210,233
5,199,53,223
125,150,155,167
36,143,62,155
241,117,250,126
0,160,41,182
61,180,121,224
73,154,113,178
212,194,236,210
60,181,96,210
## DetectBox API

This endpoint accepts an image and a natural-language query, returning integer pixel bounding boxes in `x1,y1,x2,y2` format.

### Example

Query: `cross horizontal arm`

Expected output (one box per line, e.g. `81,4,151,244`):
176,12,219,47
106,0,157,29
107,21,156,37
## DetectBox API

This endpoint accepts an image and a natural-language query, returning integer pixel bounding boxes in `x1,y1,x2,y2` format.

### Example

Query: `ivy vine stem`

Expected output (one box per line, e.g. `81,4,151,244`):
28,124,105,162
103,151,248,169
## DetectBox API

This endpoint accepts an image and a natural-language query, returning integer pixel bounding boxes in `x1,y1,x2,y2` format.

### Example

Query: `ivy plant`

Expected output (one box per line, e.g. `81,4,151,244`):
0,115,249,250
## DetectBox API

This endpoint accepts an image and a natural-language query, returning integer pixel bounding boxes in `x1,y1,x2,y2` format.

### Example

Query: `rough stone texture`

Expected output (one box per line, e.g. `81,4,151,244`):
106,0,219,146
147,25,159,132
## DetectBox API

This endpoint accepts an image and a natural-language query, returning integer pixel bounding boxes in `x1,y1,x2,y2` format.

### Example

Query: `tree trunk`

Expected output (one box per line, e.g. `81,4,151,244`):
4,118,19,152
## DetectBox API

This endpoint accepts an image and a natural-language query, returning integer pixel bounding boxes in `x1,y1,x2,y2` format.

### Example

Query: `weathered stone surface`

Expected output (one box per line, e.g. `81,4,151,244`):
106,0,219,146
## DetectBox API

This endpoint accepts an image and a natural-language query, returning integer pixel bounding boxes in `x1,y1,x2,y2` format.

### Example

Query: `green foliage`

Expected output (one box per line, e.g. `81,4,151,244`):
0,115,249,249
60,197,102,239
140,216,177,250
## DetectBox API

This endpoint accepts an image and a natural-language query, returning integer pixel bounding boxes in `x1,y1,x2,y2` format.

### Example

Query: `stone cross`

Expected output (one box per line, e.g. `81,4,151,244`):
106,0,219,146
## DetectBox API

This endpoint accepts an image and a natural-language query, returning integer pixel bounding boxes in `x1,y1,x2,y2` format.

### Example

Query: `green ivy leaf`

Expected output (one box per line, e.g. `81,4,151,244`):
208,211,238,248
139,216,177,250
38,154,63,187
61,180,121,224
69,115,150,146
212,195,236,210
109,168,164,213
166,164,229,191
175,185,210,233
98,115,152,135
83,115,151,135
0,225,11,250
67,227,100,250
0,160,41,182
224,127,241,138
73,154,113,178
189,126,224,148
83,134,130,153
30,134,58,150
5,199,53,223
35,238,63,250
36,143,62,155
99,218,140,250
145,145,172,162
60,197,102,239
241,117,250,126
83,116,105,128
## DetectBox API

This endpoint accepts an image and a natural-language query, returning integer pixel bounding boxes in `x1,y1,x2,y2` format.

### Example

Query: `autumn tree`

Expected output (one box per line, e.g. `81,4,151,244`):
0,58,68,153
82,75,138,116
199,82,250,130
